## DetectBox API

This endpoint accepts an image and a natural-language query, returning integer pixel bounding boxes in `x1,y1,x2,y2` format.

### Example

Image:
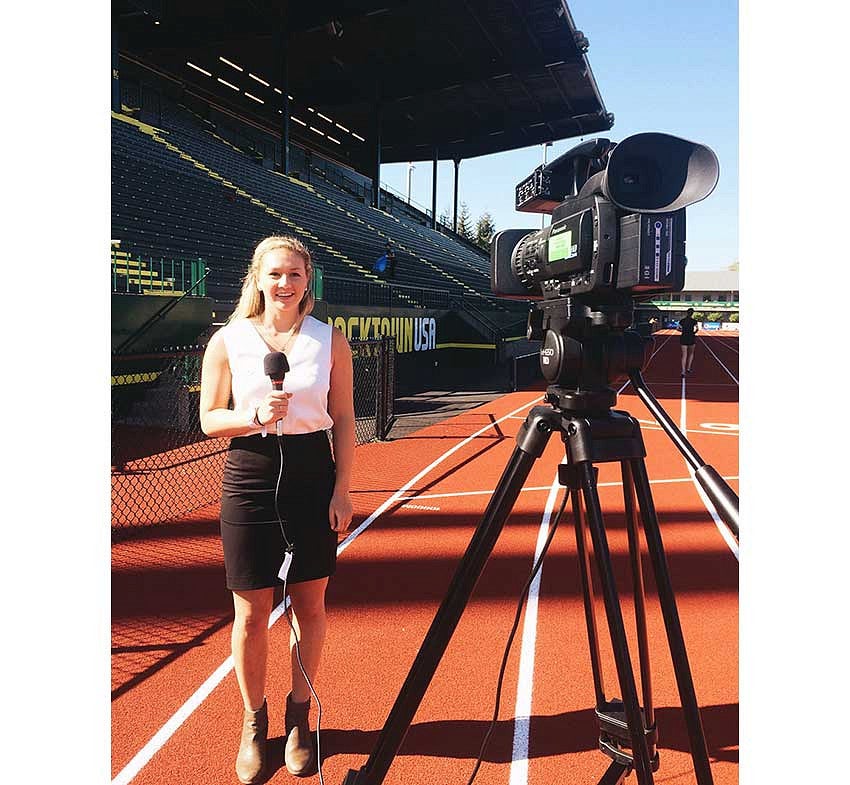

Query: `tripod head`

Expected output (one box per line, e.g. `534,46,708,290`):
529,294,651,413
527,294,740,539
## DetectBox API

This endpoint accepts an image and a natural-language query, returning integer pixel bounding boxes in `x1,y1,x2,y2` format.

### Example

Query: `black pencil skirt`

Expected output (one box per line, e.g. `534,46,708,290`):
219,431,337,590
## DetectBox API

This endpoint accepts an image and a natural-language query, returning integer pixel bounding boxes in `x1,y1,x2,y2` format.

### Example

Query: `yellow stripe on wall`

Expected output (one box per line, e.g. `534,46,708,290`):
435,343,496,350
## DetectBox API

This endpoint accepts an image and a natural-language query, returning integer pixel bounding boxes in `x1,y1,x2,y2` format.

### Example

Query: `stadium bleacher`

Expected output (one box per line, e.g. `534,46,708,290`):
112,99,528,340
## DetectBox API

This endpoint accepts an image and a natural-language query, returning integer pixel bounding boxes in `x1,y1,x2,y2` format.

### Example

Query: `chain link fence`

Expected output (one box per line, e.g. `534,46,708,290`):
111,336,395,539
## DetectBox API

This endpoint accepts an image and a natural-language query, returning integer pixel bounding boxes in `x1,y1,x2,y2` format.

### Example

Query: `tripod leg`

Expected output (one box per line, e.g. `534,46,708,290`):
629,458,714,785
599,760,633,785
570,480,607,708
622,462,655,740
342,408,559,785
577,462,655,785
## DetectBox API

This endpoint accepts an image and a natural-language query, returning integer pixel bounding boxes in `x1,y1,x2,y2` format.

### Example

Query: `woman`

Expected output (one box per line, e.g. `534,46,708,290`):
200,235,354,782
678,307,699,376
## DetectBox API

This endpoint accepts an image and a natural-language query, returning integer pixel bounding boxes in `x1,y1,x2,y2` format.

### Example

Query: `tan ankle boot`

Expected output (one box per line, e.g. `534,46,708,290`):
235,699,268,784
284,693,315,776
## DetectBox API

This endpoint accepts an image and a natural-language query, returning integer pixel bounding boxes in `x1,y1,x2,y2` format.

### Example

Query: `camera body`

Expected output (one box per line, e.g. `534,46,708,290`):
491,133,717,305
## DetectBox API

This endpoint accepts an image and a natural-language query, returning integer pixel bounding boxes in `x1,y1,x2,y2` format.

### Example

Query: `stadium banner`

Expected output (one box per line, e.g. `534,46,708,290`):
324,305,489,355
700,321,722,331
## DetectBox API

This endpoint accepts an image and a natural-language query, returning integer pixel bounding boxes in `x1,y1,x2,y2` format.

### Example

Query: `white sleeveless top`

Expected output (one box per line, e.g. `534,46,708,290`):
219,315,334,435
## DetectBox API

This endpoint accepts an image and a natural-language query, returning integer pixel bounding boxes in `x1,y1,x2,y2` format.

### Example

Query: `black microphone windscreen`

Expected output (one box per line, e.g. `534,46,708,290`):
263,351,290,380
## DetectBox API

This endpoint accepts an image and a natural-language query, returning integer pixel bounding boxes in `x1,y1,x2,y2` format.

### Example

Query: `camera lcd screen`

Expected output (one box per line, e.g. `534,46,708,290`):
548,228,576,262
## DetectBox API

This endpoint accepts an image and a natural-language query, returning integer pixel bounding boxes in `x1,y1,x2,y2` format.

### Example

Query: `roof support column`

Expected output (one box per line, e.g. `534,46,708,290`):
111,22,120,112
452,158,461,234
372,100,382,209
431,146,439,229
276,14,291,176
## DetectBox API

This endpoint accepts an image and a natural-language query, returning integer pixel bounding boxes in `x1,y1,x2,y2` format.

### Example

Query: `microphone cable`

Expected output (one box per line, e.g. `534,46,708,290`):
464,485,569,785
273,434,325,784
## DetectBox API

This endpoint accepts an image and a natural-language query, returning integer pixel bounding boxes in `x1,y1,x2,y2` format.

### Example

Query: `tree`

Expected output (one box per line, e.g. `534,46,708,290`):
474,211,496,250
438,208,452,228
457,201,473,241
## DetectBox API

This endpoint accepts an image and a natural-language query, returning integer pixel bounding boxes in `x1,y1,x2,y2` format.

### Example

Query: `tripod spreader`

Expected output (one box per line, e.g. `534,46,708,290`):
629,369,739,541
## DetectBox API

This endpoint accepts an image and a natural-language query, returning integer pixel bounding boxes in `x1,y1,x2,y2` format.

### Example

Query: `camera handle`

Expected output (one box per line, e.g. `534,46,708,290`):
341,398,714,785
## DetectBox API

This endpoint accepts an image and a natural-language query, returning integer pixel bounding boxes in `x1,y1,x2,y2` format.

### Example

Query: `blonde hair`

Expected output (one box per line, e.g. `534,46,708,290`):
229,235,315,322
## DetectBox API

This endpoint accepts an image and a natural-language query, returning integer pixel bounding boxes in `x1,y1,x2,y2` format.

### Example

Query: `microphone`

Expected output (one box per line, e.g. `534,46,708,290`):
263,351,290,436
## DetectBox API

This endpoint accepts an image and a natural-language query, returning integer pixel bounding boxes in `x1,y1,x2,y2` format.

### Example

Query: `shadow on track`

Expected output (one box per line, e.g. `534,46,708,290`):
313,702,737,763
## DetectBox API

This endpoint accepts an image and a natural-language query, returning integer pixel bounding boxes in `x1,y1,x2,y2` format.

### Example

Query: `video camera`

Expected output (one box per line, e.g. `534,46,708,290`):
491,133,719,305
490,133,719,391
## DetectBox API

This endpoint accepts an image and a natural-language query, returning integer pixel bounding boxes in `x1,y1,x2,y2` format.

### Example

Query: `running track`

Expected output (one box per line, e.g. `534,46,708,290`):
112,330,738,785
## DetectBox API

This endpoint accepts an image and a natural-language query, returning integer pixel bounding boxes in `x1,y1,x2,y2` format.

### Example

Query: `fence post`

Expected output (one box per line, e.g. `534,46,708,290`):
386,336,395,430
376,335,396,440
376,337,387,440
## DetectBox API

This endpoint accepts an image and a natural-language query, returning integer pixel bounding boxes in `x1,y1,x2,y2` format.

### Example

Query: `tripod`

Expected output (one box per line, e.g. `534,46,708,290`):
342,378,719,785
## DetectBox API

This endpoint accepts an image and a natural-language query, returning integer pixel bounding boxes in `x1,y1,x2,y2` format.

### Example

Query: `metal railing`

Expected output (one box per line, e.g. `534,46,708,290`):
112,249,208,297
512,352,544,391
323,277,454,310
643,298,739,309
114,265,212,354
379,181,433,218
111,336,395,538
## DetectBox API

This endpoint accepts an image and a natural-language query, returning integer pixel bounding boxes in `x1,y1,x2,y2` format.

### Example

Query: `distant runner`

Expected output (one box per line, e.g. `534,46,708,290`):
678,308,699,376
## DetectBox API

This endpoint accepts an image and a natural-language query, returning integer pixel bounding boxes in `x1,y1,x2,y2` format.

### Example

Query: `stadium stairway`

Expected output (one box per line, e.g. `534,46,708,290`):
113,113,410,308
157,103,497,298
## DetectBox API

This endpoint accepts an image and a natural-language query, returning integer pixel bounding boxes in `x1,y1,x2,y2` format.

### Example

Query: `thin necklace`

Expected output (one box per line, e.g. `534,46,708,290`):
255,315,303,355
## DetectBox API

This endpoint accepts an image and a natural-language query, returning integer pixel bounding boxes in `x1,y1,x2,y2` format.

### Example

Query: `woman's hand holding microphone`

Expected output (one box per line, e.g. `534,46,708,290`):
253,390,293,431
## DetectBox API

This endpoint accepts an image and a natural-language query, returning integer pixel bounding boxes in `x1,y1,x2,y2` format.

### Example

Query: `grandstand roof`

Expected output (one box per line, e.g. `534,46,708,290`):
114,0,613,168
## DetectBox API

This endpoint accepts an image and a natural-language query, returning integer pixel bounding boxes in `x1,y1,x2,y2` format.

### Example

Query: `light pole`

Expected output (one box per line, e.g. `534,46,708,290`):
541,141,552,228
406,162,415,204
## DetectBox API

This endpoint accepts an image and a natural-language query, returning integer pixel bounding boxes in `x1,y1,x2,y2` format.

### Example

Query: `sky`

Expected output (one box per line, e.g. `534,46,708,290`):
380,0,738,272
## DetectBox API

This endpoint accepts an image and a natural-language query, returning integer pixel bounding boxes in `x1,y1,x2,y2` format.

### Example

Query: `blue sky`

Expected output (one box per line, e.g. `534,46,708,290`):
380,0,738,271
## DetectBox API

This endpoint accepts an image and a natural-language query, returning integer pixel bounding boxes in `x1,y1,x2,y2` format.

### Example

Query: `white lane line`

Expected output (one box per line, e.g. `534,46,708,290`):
680,379,739,559
510,466,564,783
112,595,292,785
639,382,736,387
649,333,674,359
699,337,739,384
397,474,739,502
112,657,235,785
399,487,555,501
337,395,543,555
112,394,544,785
713,335,739,354
639,422,738,437
616,333,672,396
508,334,674,784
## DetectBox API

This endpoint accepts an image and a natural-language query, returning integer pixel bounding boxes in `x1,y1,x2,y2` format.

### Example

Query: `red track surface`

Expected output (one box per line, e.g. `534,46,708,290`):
112,331,738,785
